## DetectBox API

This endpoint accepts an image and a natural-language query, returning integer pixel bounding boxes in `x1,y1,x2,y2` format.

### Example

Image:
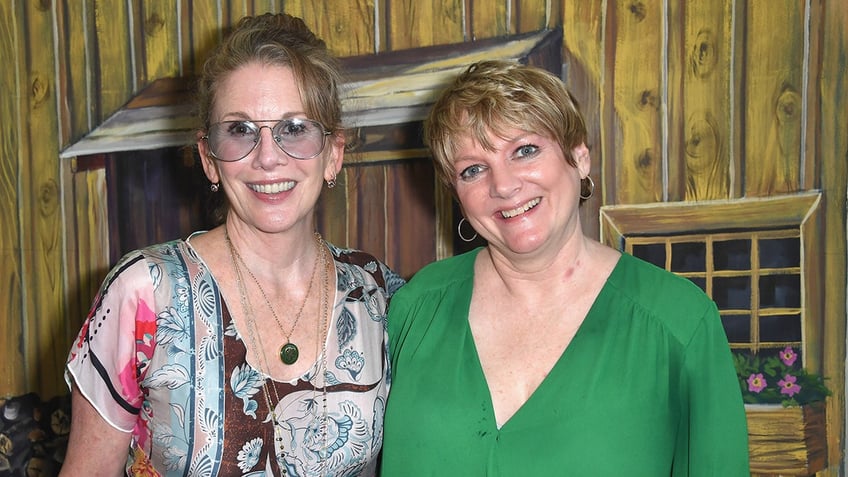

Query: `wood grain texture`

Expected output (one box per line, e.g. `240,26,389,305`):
93,0,134,124
138,1,182,81
608,0,664,205
55,0,94,146
384,158,437,279
819,0,848,471
20,0,67,397
469,0,509,39
746,402,827,474
295,0,376,56
743,0,805,196
387,0,465,50
673,0,734,202
562,1,604,238
186,0,221,76
0,0,25,396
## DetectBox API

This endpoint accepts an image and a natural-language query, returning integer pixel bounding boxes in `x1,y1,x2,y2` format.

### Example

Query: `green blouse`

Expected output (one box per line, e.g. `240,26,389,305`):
382,249,750,476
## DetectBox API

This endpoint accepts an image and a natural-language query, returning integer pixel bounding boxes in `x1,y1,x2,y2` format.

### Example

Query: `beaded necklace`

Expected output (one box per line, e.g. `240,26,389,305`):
226,229,331,475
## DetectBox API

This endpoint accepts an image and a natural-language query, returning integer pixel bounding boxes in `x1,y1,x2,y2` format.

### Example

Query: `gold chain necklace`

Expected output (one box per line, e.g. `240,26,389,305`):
225,229,320,365
227,229,331,475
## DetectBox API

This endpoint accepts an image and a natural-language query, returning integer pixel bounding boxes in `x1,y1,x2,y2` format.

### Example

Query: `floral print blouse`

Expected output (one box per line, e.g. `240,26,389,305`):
65,235,404,476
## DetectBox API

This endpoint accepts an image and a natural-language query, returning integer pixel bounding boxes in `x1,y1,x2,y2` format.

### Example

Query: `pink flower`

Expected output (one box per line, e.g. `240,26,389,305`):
779,374,802,397
779,346,798,366
747,373,767,393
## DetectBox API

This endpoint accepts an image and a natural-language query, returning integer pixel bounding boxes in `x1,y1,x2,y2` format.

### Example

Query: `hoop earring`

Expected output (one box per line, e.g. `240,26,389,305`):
580,176,594,200
457,217,478,243
210,182,220,192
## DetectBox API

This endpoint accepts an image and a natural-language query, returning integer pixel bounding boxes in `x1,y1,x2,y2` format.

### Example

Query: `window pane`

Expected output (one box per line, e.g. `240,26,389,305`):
671,242,705,272
720,314,751,343
632,243,665,269
714,239,751,270
713,276,751,309
759,314,802,342
760,274,801,308
759,237,800,268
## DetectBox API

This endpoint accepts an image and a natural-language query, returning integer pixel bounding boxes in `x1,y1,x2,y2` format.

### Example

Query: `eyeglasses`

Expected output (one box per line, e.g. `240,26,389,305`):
202,118,332,162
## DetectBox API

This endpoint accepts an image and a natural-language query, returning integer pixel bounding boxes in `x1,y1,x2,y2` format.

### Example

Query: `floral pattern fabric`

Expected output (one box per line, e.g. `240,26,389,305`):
65,235,404,476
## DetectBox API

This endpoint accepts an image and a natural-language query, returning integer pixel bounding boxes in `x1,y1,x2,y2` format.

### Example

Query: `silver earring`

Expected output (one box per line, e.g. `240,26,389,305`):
326,178,336,189
457,217,478,243
210,183,220,192
580,176,594,200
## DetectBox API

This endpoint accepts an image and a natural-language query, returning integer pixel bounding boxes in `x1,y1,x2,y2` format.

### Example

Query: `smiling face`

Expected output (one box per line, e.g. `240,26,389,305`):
453,126,590,258
197,62,343,236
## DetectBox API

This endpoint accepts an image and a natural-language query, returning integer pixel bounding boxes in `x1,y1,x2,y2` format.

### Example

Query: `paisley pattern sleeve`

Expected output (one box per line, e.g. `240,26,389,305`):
64,251,158,433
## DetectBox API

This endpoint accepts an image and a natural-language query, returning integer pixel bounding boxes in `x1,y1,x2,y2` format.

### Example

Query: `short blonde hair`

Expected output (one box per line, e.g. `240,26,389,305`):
425,60,587,188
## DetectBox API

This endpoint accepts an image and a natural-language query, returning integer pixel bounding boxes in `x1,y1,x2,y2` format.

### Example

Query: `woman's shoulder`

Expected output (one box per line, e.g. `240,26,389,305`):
609,253,718,333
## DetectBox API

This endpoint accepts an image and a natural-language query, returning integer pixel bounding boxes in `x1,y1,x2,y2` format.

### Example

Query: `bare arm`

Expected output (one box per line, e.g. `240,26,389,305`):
59,385,132,477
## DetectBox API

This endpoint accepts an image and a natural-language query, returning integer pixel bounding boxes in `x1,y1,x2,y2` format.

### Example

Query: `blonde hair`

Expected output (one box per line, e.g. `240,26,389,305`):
425,60,587,187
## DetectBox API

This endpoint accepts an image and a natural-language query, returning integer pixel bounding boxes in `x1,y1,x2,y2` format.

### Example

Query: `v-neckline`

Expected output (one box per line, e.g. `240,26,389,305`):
462,251,625,430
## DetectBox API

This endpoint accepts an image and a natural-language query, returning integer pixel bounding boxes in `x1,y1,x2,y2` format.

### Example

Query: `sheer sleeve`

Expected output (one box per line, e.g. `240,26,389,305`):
65,252,157,433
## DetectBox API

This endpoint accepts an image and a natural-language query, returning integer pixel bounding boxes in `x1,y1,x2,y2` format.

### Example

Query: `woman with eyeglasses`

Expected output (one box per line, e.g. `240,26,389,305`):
380,60,749,476
61,13,403,477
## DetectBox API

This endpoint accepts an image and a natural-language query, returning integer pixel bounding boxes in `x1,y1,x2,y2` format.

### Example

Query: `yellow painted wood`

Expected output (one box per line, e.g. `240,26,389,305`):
746,403,827,475
93,0,134,123
387,0,465,50
294,1,376,56
515,0,549,33
139,1,182,81
55,0,92,145
743,0,804,196
562,1,604,238
673,0,734,202
0,0,25,396
187,1,221,76
820,1,848,472
469,0,508,39
20,1,67,398
610,0,664,204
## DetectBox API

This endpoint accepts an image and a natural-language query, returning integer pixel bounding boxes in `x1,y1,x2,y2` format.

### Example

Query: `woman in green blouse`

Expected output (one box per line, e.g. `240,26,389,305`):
381,60,750,476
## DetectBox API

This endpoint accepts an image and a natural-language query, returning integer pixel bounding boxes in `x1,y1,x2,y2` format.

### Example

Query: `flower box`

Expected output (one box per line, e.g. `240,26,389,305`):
746,401,827,475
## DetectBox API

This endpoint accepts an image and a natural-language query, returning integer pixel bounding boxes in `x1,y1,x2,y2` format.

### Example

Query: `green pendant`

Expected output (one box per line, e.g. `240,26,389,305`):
280,342,299,365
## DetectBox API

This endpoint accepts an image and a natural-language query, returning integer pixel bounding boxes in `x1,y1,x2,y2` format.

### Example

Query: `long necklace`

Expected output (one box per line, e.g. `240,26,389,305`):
227,229,332,475
225,229,320,365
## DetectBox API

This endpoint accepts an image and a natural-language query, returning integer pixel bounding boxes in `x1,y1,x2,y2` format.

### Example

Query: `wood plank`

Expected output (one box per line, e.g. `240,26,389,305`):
20,1,67,398
344,164,387,262
819,0,848,471
515,0,550,33
138,1,182,81
563,1,605,239
93,0,135,123
387,0,465,50
743,0,805,196
55,0,94,145
672,0,734,202
607,0,664,205
294,0,376,56
186,0,220,76
0,0,25,396
384,158,436,279
469,0,509,39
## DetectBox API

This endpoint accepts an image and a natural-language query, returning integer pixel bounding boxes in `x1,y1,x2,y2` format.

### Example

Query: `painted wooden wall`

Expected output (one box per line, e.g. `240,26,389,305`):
0,0,845,474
